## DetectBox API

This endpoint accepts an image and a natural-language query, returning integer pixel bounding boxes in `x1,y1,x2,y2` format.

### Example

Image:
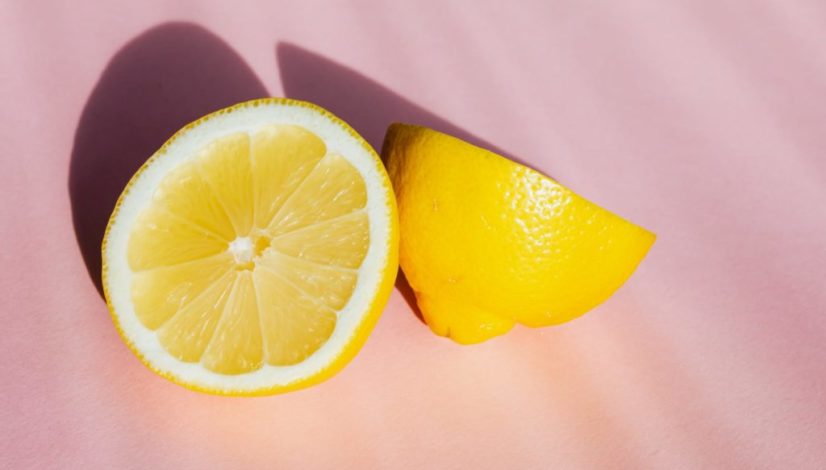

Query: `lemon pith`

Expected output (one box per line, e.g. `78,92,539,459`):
102,99,398,395
383,123,654,344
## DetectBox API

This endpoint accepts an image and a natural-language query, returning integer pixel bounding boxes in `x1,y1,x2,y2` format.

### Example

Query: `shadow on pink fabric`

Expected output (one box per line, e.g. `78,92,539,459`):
277,42,523,164
68,22,267,295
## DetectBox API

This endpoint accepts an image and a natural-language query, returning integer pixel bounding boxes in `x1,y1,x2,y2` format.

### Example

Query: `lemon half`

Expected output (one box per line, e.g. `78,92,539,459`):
103,99,398,395
383,123,654,344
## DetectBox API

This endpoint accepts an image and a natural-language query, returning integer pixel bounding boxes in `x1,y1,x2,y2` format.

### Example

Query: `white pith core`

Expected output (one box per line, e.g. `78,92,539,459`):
229,237,254,265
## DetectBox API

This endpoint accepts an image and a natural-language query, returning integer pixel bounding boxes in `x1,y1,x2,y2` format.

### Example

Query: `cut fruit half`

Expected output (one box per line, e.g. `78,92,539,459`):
102,98,398,395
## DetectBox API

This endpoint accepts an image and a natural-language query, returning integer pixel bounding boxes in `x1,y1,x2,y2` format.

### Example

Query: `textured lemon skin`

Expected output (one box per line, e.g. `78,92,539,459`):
383,123,654,344
101,98,399,396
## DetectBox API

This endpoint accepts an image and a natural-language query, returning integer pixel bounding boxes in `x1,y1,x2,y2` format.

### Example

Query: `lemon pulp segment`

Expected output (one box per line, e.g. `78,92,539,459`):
127,125,369,374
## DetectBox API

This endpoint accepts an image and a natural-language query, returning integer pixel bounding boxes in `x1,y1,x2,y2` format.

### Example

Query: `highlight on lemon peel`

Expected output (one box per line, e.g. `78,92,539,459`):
102,98,398,395
382,123,654,344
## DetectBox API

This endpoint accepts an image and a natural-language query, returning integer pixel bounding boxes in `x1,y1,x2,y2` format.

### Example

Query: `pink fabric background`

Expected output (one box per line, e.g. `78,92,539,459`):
2,1,825,468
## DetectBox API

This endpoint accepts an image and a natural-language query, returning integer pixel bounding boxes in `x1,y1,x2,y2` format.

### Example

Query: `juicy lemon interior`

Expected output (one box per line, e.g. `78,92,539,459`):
127,125,369,374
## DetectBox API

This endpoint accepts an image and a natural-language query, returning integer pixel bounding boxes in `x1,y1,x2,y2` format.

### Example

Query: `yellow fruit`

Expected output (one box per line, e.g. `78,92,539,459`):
103,98,398,395
382,124,654,344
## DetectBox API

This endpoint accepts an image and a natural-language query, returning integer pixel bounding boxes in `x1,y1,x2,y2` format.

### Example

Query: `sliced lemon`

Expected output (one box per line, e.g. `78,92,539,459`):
103,99,398,395
383,124,654,344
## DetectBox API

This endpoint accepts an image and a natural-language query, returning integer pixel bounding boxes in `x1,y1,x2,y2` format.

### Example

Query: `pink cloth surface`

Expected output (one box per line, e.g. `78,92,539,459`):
2,1,825,468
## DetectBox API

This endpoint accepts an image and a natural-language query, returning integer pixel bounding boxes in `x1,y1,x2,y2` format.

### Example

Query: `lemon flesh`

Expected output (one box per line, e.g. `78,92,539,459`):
383,124,655,344
103,99,398,395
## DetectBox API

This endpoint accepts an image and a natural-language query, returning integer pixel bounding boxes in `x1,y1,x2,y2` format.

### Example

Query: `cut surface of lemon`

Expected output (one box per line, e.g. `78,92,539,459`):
103,99,398,395
383,123,654,344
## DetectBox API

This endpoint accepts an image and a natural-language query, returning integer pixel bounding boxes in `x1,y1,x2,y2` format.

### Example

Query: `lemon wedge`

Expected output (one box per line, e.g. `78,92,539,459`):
383,123,654,344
